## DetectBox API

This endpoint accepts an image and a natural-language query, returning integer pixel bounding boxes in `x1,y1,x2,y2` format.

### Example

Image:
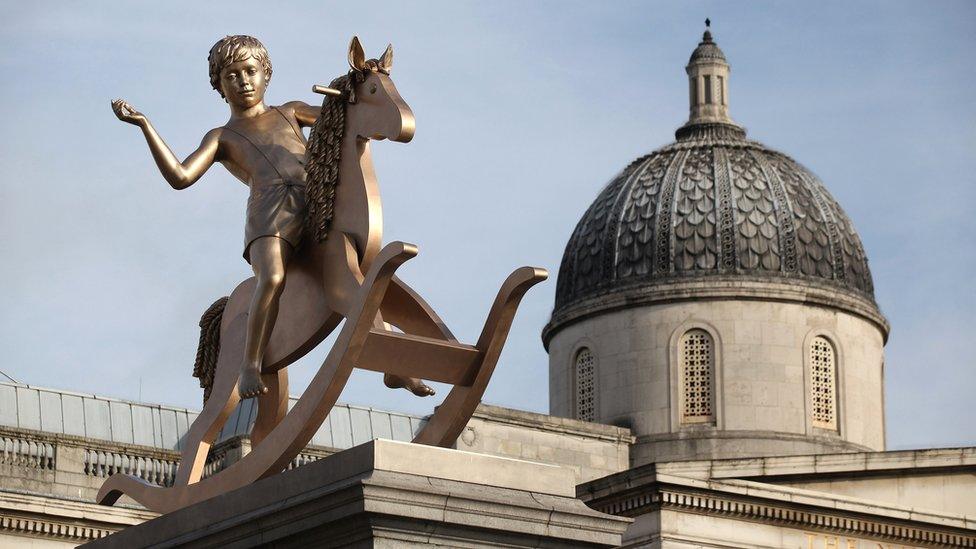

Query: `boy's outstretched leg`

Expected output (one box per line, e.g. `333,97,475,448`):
384,373,435,396
240,236,293,399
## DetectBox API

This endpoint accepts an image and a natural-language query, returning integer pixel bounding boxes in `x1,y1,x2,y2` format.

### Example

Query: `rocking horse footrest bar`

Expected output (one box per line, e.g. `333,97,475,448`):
357,329,481,386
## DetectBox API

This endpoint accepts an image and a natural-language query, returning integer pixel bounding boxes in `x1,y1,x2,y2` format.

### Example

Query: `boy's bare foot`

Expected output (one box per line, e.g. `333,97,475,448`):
384,373,435,397
239,364,269,399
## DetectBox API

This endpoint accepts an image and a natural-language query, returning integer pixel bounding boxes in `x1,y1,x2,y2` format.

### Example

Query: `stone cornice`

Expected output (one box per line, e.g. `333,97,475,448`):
580,473,976,548
1,513,116,543
659,446,976,482
634,429,875,453
544,276,889,349
0,489,155,543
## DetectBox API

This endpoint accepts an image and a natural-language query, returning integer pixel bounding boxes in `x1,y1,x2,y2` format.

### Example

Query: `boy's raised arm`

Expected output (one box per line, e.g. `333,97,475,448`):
111,99,219,190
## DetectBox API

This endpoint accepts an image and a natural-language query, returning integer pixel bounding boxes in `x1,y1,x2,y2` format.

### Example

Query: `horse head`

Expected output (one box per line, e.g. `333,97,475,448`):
344,37,414,143
305,36,416,244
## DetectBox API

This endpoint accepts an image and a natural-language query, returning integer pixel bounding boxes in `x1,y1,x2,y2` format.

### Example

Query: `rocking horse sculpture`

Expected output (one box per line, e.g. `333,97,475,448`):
99,36,546,514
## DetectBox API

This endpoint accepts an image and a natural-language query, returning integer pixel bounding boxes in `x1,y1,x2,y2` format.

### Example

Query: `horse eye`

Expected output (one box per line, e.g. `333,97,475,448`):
370,84,377,94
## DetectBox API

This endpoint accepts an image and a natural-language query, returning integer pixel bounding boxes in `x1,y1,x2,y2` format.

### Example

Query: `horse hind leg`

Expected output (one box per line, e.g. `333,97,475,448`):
251,368,287,446
172,313,247,486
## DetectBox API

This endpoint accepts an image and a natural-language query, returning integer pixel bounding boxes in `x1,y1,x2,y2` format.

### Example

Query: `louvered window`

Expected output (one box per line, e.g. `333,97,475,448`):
810,337,837,430
575,348,596,422
680,330,715,424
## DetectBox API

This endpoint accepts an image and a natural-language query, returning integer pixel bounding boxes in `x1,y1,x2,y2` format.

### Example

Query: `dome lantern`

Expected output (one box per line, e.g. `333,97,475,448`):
678,20,741,139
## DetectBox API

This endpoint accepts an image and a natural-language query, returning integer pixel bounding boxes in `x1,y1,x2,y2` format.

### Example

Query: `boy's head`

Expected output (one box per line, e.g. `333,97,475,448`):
208,35,273,100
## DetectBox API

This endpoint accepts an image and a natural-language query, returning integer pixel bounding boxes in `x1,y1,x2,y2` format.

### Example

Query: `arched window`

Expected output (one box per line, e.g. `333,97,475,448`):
574,348,597,422
810,336,838,430
680,329,715,424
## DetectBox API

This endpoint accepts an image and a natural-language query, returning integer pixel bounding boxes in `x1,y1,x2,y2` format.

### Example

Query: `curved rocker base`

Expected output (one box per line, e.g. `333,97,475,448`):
97,242,546,514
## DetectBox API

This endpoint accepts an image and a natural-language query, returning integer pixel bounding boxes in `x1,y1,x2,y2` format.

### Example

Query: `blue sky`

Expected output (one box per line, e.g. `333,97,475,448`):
1,1,973,450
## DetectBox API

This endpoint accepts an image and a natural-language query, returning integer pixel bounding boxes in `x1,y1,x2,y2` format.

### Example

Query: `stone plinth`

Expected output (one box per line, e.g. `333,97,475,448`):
459,403,633,484
88,439,630,548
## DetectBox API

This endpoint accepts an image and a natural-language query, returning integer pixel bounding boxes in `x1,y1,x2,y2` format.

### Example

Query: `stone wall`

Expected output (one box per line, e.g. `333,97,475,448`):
0,425,159,545
458,404,633,483
549,297,886,465
0,426,180,504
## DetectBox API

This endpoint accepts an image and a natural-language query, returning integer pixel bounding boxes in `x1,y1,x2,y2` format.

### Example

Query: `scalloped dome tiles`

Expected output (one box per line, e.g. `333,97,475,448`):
553,131,875,314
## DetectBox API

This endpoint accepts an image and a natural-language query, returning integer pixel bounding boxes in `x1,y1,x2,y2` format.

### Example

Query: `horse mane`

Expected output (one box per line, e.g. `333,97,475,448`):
304,73,354,243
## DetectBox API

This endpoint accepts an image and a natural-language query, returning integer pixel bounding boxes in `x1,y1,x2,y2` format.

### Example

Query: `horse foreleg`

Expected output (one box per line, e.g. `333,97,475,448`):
321,233,369,317
412,267,547,447
374,278,439,396
379,276,456,341
321,233,435,396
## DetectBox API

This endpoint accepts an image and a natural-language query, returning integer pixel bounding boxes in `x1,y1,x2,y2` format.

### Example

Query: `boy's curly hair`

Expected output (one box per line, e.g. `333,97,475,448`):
208,35,273,99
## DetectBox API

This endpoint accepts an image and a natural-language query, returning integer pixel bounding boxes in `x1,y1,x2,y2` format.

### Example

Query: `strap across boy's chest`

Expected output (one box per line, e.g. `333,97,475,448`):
223,107,307,184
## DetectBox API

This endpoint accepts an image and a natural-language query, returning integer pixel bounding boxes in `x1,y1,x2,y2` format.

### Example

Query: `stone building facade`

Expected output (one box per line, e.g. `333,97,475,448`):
0,24,973,548
0,383,631,545
545,25,973,548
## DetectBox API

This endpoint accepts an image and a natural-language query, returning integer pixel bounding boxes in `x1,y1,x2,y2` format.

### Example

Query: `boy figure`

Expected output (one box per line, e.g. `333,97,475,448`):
112,35,433,400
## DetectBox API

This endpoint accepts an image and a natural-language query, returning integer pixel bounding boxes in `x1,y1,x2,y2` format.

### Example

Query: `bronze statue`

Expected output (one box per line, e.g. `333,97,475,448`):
112,35,431,400
99,36,546,513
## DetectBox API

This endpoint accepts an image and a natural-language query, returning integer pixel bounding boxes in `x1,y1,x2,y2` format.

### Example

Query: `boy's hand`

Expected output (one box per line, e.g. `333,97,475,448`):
111,98,147,126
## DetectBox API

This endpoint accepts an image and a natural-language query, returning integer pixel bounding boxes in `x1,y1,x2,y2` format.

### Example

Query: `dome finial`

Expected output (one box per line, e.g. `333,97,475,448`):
703,18,713,42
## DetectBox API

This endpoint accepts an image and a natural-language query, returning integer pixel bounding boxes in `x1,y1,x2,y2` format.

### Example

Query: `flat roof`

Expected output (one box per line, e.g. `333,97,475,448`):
0,382,425,451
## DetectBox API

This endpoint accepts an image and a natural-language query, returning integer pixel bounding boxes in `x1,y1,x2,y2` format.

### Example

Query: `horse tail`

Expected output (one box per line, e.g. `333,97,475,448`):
192,296,229,403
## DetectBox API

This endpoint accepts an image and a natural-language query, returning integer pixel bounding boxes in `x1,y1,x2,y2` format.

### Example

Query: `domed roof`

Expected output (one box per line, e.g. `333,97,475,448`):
554,124,874,306
689,29,726,63
546,27,885,344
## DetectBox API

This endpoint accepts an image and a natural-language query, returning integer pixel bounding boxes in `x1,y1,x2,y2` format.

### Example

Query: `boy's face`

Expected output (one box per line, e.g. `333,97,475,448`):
219,56,268,109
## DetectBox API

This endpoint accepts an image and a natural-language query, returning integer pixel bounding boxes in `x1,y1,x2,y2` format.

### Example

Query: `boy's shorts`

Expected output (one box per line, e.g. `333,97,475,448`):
244,179,307,263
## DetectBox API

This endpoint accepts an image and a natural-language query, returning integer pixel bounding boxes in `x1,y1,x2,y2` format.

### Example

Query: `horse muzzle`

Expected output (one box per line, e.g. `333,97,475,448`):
393,107,415,143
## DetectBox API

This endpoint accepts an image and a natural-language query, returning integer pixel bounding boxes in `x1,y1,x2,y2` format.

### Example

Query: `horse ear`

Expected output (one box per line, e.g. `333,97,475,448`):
379,44,393,72
348,36,366,71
